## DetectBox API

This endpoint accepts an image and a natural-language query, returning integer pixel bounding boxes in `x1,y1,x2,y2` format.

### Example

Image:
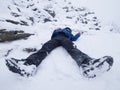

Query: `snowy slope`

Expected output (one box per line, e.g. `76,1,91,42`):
78,0,120,25
0,0,120,90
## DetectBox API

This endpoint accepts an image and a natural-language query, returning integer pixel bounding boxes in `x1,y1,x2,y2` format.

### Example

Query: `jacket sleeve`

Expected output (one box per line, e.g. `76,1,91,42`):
71,33,80,41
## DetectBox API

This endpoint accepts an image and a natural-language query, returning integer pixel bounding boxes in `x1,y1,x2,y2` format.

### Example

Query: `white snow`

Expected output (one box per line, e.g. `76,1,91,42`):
77,0,120,25
0,0,120,90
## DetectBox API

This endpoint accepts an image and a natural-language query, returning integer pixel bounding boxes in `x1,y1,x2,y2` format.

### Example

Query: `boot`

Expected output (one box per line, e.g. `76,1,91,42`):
6,58,37,77
81,56,113,78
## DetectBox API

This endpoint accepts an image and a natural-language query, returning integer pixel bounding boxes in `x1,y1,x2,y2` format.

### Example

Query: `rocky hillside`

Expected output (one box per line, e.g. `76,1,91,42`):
0,0,101,31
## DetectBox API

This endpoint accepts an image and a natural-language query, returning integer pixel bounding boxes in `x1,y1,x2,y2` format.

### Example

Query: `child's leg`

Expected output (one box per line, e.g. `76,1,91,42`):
25,38,61,66
61,38,92,66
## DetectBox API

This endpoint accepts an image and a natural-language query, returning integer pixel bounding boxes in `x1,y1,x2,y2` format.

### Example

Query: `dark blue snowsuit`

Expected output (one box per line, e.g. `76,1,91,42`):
25,27,92,67
51,27,80,41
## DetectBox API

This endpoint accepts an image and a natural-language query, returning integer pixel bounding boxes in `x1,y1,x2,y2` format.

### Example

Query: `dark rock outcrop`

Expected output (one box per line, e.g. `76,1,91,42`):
0,29,34,42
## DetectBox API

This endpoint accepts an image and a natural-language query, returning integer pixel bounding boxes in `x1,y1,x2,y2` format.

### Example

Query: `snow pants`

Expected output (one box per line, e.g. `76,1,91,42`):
25,34,92,67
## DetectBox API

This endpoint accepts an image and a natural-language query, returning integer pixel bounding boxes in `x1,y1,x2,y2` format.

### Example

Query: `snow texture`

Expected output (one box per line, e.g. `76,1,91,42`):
0,0,120,90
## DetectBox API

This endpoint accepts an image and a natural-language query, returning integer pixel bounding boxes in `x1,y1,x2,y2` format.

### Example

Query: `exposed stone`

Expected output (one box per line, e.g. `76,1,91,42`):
6,19,29,26
44,9,56,18
23,48,37,53
44,18,51,23
0,29,34,42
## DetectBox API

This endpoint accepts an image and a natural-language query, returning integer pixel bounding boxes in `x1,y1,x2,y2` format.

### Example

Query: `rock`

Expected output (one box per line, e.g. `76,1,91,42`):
44,18,51,23
0,29,34,42
11,12,21,17
44,9,56,18
6,19,19,25
23,48,37,53
6,19,29,26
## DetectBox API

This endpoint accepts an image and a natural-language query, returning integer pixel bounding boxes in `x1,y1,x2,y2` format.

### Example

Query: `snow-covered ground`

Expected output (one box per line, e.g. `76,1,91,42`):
0,0,120,90
78,0,120,25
